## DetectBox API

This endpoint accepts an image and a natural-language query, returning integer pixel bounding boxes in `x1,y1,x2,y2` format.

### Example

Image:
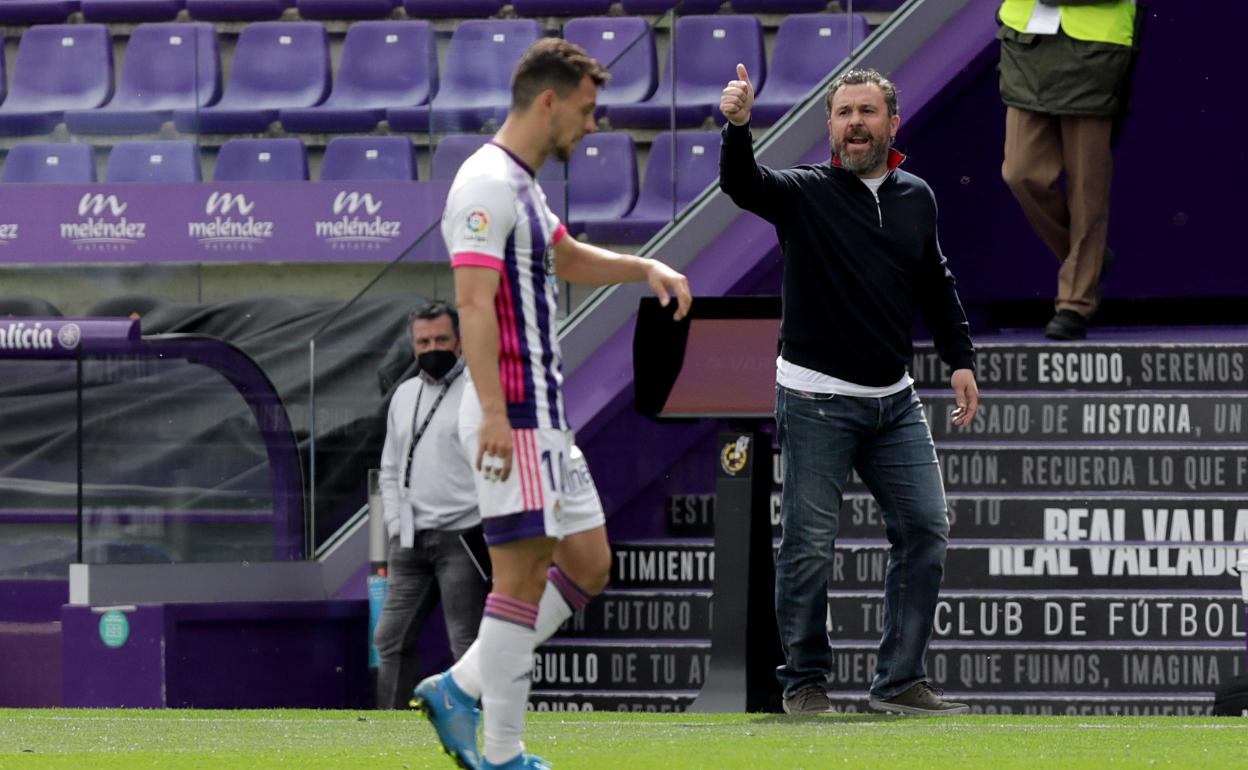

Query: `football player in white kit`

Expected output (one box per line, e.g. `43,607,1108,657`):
411,38,692,770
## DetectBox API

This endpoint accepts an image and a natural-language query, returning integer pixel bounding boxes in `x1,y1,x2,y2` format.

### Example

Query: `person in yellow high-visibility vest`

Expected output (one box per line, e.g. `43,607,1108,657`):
997,0,1137,340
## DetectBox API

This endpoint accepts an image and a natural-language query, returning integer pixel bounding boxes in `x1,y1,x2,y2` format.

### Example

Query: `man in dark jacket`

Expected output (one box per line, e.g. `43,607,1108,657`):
998,0,1137,339
719,65,979,715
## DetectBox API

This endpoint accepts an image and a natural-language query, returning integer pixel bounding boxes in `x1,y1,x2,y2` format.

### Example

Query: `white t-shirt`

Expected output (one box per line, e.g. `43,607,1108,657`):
776,356,913,398
861,175,887,196
442,141,569,430
378,374,479,546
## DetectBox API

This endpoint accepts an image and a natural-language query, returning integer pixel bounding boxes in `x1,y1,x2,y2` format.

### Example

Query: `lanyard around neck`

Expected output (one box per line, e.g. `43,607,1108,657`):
401,365,462,488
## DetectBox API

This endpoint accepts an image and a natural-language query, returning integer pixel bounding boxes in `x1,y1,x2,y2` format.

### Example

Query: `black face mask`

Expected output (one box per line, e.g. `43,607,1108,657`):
418,350,458,382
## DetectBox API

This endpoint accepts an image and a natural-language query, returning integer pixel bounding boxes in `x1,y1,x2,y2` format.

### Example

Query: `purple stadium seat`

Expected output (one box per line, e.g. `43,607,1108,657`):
186,0,291,20
280,21,436,134
320,136,416,181
0,25,114,137
431,134,564,182
731,0,826,11
564,17,656,110
565,132,636,236
607,15,765,129
430,134,488,181
2,143,96,183
619,0,724,13
66,24,220,135
751,13,870,125
0,0,80,24
584,130,717,243
512,0,611,15
388,19,541,134
402,0,501,17
104,140,202,182
82,0,185,21
214,137,308,181
173,22,329,134
296,0,396,19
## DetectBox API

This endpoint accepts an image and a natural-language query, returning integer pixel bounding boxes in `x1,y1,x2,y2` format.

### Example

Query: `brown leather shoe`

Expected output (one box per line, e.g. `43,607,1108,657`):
782,683,832,714
869,682,970,715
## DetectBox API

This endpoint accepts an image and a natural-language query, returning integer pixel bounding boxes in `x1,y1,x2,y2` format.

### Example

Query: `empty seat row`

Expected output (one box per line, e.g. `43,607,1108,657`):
2,130,718,242
396,1,904,18
0,14,868,137
606,12,869,128
0,1,903,24
1,136,412,182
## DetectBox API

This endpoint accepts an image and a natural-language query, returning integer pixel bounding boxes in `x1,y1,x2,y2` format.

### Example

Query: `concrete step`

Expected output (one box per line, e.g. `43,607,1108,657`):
527,691,1219,716
824,692,1220,716
531,639,709,693
919,393,1248,443
912,333,1248,393
667,492,1248,541
820,641,1246,695
921,444,1248,494
529,638,1245,695
555,589,1247,645
686,442,1248,497
829,591,1246,645
529,690,697,713
557,590,711,642
611,540,1247,592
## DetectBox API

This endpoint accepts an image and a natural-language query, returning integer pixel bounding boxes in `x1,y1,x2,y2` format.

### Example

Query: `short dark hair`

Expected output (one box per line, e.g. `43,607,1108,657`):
511,37,609,111
409,301,459,338
825,68,898,118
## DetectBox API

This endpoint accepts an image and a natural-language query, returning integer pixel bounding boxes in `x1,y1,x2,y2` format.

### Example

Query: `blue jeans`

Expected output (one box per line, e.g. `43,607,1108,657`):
774,384,949,700
373,526,489,709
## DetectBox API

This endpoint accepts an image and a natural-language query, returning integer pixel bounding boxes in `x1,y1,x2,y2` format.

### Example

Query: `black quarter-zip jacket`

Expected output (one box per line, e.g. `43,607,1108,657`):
719,121,976,387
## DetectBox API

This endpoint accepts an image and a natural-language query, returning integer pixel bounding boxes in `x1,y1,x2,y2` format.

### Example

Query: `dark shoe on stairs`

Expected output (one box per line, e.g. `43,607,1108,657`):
1045,309,1088,340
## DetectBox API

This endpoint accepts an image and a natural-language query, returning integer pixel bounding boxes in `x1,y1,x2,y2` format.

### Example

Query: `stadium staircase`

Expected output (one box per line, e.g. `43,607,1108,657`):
535,331,1248,715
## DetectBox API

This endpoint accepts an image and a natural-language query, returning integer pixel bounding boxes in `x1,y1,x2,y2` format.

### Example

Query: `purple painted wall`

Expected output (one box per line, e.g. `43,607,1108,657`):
62,601,370,708
900,2,1247,303
0,580,67,622
0,622,61,706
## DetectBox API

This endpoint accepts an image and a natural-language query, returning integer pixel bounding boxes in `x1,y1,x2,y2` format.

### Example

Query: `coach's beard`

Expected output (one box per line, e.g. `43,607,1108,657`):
832,132,892,176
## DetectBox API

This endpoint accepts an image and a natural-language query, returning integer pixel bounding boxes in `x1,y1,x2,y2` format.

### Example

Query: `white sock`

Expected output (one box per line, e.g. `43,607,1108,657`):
477,594,539,765
450,565,594,701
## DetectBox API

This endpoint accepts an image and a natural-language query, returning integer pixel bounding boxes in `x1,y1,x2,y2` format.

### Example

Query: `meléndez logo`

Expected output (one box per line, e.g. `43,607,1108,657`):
314,191,401,250
60,193,147,251
188,192,275,251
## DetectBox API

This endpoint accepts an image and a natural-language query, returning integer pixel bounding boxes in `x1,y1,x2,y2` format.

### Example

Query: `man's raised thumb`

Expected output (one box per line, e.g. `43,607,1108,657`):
736,63,751,88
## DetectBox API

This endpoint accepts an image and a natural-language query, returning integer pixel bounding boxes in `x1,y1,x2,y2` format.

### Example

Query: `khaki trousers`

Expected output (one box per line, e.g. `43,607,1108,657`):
1002,106,1113,317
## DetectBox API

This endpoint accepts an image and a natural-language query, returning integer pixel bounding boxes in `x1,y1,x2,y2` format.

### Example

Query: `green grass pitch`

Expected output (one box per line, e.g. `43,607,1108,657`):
1,710,1246,769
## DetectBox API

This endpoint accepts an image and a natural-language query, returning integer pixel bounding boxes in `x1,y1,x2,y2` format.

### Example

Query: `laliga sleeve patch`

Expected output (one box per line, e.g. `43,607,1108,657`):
463,208,491,245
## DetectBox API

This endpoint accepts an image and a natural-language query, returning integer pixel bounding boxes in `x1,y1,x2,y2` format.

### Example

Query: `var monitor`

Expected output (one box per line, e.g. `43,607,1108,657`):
634,295,781,419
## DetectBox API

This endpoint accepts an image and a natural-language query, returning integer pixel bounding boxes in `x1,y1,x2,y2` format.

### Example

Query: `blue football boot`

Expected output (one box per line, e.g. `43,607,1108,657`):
482,752,552,770
411,672,482,770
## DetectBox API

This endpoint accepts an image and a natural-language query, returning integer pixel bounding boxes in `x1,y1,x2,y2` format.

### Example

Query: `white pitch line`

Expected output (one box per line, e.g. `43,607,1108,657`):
5,716,1245,731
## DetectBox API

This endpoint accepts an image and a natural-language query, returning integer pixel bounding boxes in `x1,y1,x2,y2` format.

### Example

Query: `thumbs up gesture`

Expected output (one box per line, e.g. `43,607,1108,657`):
720,62,754,126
